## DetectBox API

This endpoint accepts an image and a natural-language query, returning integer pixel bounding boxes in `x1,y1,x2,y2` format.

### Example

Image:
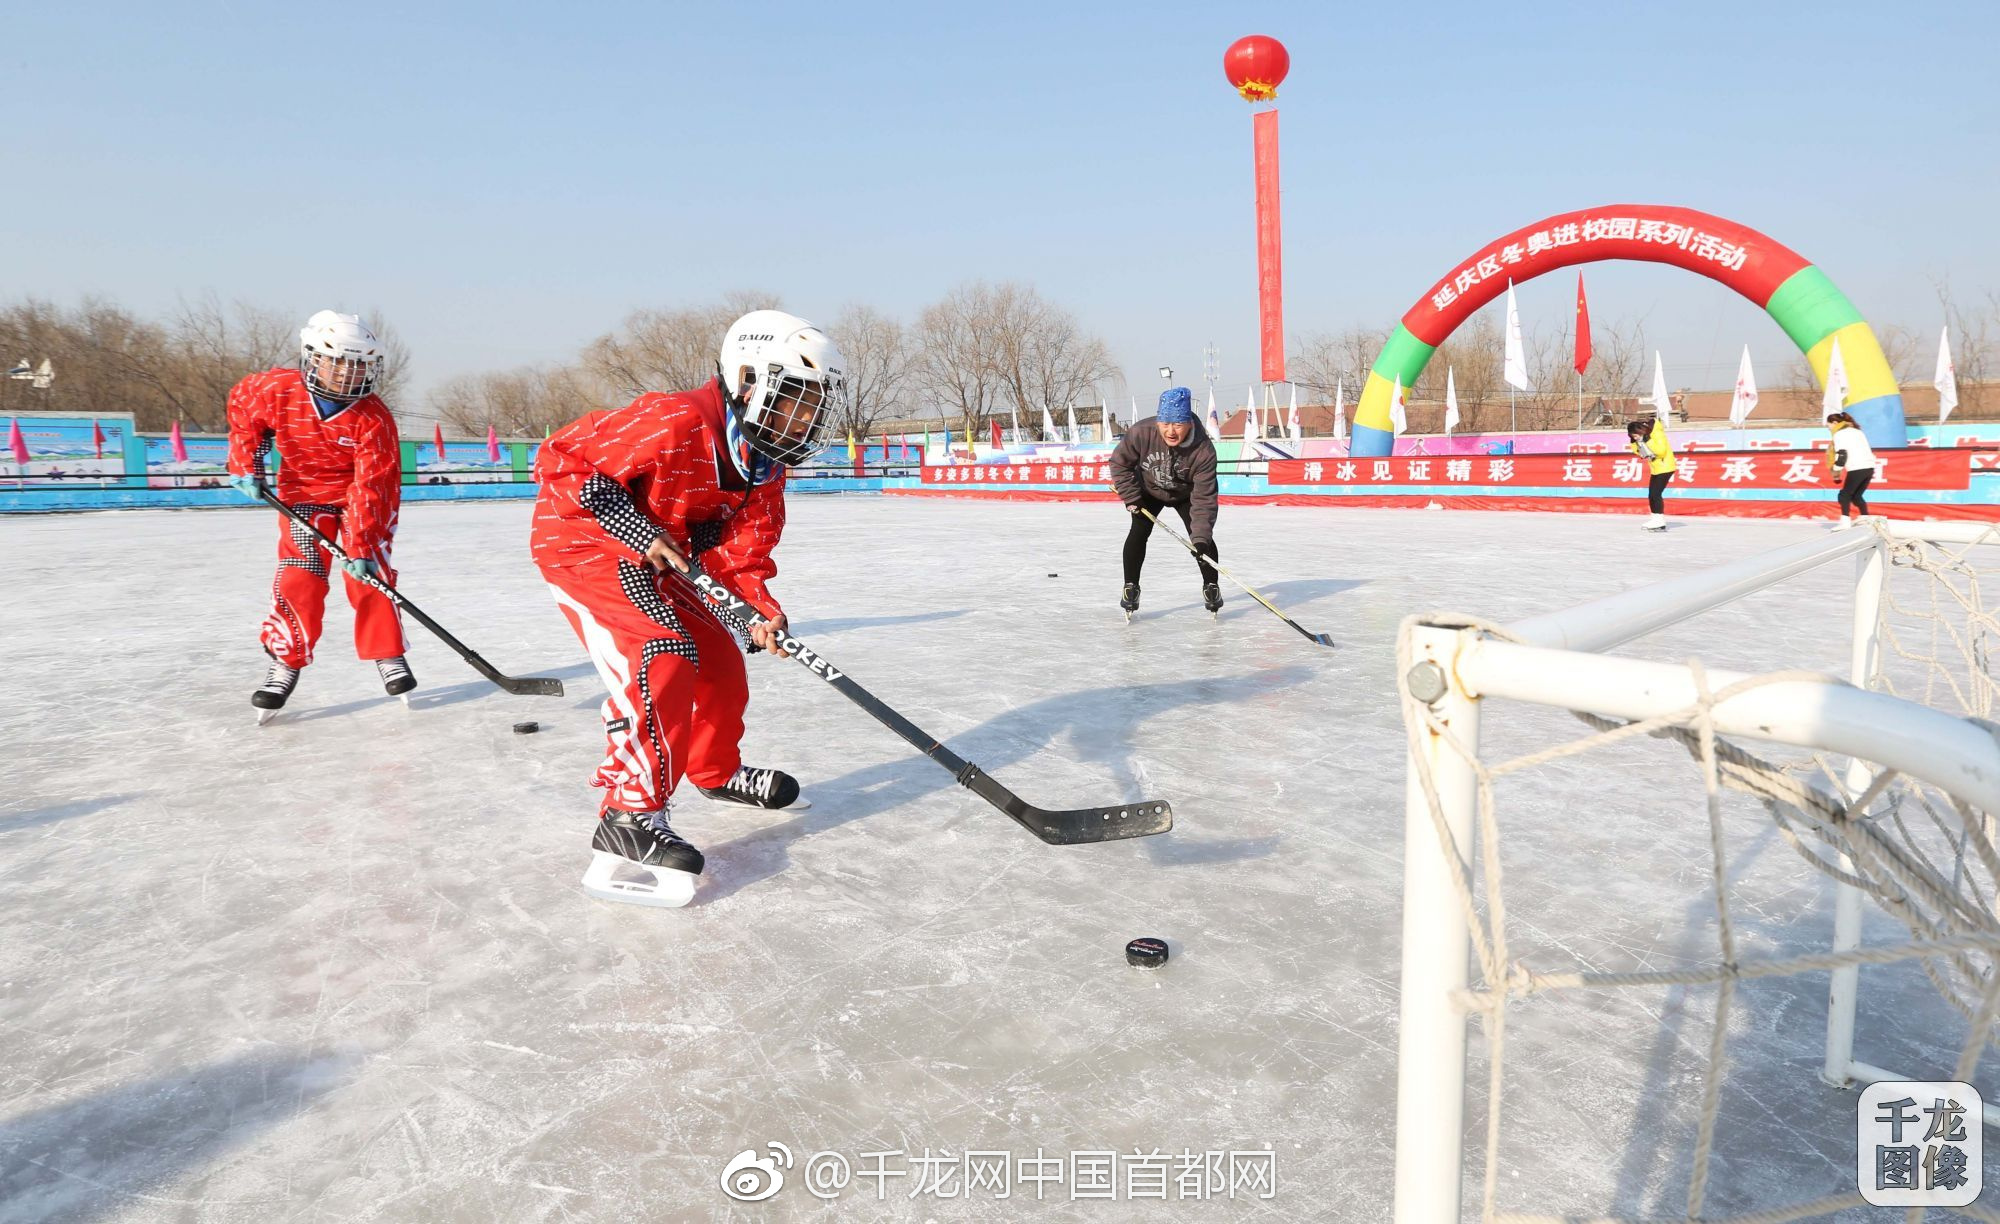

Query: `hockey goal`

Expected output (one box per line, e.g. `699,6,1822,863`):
1395,520,2000,1222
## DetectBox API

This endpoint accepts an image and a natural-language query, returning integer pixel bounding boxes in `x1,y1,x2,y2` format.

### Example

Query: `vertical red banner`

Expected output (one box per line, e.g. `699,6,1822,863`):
1253,108,1285,383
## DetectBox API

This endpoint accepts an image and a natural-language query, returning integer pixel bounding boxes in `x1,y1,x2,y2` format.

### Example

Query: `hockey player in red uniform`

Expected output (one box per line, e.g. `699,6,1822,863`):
226,311,412,720
532,309,843,908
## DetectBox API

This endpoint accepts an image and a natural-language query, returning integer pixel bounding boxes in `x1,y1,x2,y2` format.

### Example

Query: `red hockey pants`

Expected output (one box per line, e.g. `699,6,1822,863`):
260,503,406,667
544,557,747,816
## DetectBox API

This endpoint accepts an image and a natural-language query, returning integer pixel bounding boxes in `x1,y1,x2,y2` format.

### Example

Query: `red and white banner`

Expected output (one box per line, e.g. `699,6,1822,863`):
1254,109,1285,383
922,461,1112,486
1268,450,1972,491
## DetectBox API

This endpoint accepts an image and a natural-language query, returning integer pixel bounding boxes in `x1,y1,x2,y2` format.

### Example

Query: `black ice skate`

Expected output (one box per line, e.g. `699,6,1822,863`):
1202,582,1224,620
376,655,416,704
1119,583,1141,624
582,807,705,908
697,765,806,810
252,660,300,725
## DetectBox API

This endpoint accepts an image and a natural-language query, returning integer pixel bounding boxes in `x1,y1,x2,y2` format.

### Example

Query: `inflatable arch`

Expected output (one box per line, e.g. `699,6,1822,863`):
1349,204,1907,457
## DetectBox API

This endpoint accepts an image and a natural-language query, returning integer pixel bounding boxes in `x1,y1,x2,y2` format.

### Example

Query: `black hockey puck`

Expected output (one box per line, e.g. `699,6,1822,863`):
1125,936,1169,969
1047,572,1058,577
512,721,540,735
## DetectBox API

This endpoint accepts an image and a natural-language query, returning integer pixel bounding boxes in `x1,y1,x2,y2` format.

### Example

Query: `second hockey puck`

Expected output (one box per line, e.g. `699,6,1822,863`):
1125,936,1169,969
513,721,540,735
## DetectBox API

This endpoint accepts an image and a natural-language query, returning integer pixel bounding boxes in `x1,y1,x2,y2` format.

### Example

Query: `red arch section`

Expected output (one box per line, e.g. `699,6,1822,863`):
1401,205,1811,348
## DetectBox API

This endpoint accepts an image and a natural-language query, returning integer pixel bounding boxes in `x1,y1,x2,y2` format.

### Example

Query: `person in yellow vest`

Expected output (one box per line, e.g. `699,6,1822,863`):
1626,414,1677,532
1825,412,1878,530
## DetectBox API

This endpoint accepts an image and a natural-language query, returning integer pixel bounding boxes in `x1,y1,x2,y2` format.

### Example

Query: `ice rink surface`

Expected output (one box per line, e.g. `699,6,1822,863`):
3,496,1995,1221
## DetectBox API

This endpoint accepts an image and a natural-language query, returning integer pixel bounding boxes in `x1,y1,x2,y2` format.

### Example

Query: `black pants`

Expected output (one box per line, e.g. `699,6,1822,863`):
1838,469,1873,516
1647,471,1672,515
1123,496,1217,587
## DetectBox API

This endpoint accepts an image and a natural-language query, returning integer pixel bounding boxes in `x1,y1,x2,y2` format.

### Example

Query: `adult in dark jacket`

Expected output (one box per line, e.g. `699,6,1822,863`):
1109,386,1221,619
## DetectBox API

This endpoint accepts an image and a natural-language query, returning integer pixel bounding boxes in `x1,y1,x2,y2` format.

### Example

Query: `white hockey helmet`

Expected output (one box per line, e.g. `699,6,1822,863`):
718,310,847,468
299,310,385,401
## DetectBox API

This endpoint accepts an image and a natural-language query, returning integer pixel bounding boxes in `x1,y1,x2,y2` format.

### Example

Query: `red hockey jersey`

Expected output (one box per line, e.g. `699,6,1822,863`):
531,380,788,618
225,367,403,558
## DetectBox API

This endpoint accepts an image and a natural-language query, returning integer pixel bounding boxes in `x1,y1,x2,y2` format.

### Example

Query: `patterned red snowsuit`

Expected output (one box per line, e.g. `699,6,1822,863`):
225,368,406,667
531,380,786,816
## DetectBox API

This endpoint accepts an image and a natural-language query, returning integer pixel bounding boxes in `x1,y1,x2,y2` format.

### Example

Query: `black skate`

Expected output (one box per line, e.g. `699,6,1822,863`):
582,807,704,908
697,765,804,810
1119,583,1141,623
252,660,300,724
376,655,416,702
1202,582,1224,620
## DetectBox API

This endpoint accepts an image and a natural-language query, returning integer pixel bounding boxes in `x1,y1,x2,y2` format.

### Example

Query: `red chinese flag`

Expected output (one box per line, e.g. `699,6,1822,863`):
433,422,446,465
1573,272,1593,376
991,419,1003,450
92,419,105,459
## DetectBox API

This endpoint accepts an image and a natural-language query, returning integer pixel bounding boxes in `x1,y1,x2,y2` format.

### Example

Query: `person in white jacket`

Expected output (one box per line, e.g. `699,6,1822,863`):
1825,412,1878,529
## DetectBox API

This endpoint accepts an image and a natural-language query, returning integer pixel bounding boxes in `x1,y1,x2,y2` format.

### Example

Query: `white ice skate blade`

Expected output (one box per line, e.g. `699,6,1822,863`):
698,792,811,811
398,693,411,709
255,708,279,726
581,849,697,908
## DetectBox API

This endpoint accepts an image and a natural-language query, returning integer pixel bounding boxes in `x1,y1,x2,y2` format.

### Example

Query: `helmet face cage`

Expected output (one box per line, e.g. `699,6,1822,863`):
740,362,845,467
303,348,382,401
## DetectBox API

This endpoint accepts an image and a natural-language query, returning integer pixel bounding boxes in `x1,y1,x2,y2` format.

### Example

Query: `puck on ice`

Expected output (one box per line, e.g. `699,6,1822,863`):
513,721,540,735
1125,937,1169,968
1047,572,1058,577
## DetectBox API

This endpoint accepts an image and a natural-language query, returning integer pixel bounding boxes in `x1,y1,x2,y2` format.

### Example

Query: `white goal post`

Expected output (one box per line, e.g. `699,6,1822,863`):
1393,520,2000,1223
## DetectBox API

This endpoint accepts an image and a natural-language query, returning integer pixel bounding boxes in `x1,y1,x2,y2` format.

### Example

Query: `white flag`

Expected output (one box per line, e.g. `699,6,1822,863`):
1041,404,1061,441
1246,384,1262,440
1066,402,1080,445
1936,326,1960,423
1242,399,1257,446
1205,386,1223,439
1503,281,1530,391
1444,367,1461,434
1821,336,1849,419
1286,384,1301,445
1333,378,1347,441
1009,405,1022,444
1728,345,1759,426
1647,351,1672,417
1390,376,1408,436
1103,398,1116,439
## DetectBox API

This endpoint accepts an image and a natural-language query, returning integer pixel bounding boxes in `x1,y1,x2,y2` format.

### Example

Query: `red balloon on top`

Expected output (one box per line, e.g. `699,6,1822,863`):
1223,35,1290,102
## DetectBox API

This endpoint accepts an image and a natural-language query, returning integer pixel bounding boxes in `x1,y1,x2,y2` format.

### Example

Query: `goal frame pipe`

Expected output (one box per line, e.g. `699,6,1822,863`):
1393,623,1483,1224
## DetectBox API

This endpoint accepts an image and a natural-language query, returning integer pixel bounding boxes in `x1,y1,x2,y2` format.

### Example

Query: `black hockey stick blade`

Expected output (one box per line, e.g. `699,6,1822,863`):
680,562,1172,844
958,765,1173,845
256,486,564,696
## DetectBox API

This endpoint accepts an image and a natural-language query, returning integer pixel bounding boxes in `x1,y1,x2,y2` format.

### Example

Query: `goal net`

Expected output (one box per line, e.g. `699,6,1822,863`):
1395,520,2000,1222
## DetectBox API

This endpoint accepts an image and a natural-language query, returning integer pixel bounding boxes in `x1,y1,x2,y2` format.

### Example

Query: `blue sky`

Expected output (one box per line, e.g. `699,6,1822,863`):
6,1,1995,407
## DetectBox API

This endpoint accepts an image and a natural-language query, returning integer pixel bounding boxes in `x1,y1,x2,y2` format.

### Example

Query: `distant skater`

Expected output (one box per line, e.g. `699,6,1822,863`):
1627,414,1677,532
1825,412,1877,529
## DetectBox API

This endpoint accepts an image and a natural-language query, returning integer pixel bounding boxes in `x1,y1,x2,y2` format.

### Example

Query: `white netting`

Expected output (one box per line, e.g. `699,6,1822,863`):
1400,521,2000,1222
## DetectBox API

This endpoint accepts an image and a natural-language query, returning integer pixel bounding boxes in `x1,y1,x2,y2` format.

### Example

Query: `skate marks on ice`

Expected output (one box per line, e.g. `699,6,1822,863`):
0,1051,355,1223
691,666,1312,904
1122,576,1366,628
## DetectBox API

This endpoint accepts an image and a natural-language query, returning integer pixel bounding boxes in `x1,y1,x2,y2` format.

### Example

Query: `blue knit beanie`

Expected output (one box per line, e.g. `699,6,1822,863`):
1157,387,1194,424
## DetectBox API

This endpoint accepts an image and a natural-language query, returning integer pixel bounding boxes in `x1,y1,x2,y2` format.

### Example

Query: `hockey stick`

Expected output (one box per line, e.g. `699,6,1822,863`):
677,559,1172,845
256,485,564,696
1136,506,1337,648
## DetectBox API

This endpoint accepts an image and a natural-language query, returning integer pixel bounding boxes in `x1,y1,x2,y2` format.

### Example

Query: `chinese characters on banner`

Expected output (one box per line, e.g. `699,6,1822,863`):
1267,451,1971,492
1427,215,1751,315
920,462,1115,486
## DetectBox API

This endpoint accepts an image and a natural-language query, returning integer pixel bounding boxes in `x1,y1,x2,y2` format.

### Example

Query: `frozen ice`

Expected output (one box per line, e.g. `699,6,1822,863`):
1,497,1994,1219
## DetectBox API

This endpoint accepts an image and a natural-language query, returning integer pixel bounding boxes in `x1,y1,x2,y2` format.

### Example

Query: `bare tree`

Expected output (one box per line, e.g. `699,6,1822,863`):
911,282,1008,426
581,291,781,398
828,303,914,443
427,365,603,439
